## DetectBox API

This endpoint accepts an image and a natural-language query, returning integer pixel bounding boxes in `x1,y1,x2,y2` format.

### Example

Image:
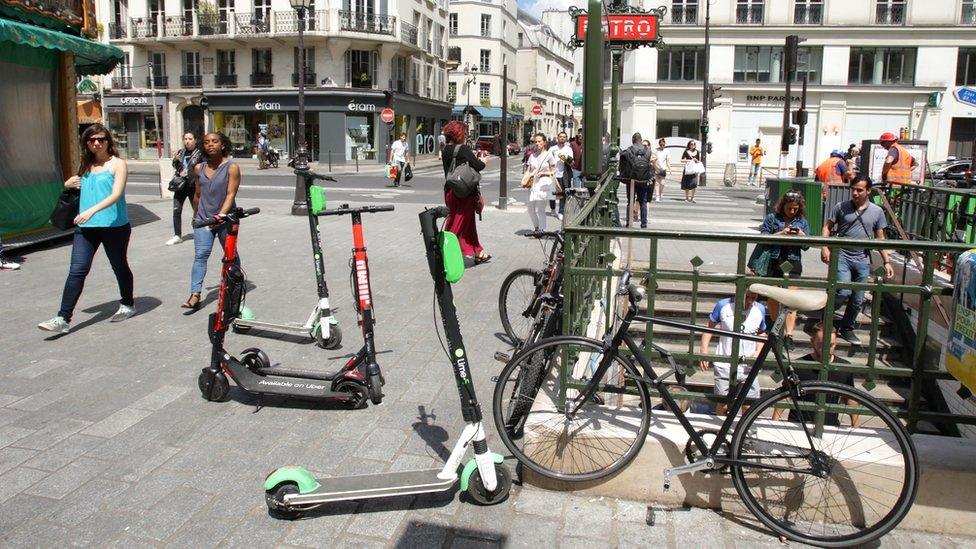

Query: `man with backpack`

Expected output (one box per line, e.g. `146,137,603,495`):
618,132,653,228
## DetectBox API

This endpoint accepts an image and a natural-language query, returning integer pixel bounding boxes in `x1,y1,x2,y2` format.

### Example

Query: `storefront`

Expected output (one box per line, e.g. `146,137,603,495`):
102,94,169,160
200,90,451,164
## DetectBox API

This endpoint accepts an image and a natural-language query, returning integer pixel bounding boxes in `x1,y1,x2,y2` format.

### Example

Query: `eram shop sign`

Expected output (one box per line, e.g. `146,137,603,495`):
348,101,378,112
255,99,282,111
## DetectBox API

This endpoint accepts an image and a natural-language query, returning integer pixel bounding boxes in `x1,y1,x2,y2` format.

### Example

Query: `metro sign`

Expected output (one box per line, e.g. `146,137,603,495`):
570,9,661,49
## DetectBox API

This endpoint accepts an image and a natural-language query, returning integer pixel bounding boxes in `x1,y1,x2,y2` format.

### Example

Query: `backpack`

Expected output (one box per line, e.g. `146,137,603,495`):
631,147,652,181
445,145,481,198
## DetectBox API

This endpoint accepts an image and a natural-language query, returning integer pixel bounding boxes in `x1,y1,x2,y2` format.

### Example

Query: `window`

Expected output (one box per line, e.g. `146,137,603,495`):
392,56,406,92
346,49,377,88
480,49,490,73
217,49,235,75
736,0,764,24
958,49,976,85
182,51,200,75
963,0,975,24
254,0,270,19
794,0,822,24
876,0,906,25
849,47,915,85
657,46,705,81
671,0,697,24
480,14,491,37
479,82,490,102
294,46,315,81
733,46,822,83
150,51,166,76
448,81,457,102
449,13,457,36
182,0,195,26
518,32,523,47
252,49,272,75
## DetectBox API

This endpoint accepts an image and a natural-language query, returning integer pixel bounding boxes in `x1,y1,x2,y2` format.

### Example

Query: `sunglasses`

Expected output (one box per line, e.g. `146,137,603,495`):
87,136,108,144
785,191,802,199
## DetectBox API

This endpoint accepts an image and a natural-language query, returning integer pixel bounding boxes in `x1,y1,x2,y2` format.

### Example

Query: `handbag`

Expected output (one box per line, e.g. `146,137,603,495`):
403,162,413,182
445,145,481,198
50,188,80,231
685,160,705,176
747,244,773,276
168,174,189,193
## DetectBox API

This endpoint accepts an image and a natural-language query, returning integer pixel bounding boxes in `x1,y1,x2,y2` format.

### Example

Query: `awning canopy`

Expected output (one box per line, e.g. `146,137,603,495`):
0,17,124,75
451,105,523,121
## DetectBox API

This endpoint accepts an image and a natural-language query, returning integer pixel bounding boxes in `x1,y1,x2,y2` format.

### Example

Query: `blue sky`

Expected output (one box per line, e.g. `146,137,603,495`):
518,0,575,19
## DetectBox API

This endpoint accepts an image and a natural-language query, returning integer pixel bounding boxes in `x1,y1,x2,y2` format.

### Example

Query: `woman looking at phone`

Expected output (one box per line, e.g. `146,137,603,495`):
759,191,810,350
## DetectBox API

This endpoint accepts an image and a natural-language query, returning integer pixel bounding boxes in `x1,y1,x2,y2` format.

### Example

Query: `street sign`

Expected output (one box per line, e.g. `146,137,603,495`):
955,87,976,107
531,104,543,116
569,7,663,49
380,107,395,124
76,78,97,94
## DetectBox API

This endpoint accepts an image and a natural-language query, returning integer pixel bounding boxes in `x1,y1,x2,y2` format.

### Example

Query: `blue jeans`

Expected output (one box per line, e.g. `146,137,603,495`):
191,225,240,294
571,169,583,189
748,163,761,182
58,225,134,322
634,182,650,228
835,254,872,331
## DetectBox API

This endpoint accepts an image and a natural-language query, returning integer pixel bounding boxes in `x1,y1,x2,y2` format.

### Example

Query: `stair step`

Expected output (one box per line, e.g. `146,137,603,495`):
637,299,889,328
632,323,904,353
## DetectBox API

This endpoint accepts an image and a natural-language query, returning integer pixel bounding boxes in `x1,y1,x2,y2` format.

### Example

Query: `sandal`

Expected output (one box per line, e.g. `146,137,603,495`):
181,293,201,310
474,254,492,265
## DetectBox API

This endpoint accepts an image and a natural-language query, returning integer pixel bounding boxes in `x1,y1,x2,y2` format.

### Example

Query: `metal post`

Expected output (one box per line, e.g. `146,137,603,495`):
779,35,796,177
582,0,605,185
291,6,309,215
610,51,621,146
499,64,508,210
148,62,162,160
795,73,808,176
699,0,710,187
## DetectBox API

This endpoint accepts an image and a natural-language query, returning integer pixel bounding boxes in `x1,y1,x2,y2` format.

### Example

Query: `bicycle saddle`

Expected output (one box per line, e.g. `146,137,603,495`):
748,283,827,312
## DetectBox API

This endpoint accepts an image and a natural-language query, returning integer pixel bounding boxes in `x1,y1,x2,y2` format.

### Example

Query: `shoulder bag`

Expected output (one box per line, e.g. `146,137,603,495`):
446,145,481,198
50,188,80,231
747,243,773,276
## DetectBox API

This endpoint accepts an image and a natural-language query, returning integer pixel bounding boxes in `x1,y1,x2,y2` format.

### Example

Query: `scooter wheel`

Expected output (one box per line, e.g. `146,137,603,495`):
198,369,230,402
368,372,384,405
467,463,513,506
241,348,271,371
266,483,302,521
317,325,342,350
334,380,368,410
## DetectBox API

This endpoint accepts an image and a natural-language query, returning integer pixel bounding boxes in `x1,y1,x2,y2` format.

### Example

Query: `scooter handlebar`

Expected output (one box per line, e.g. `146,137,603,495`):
295,169,336,182
191,207,261,228
317,204,395,216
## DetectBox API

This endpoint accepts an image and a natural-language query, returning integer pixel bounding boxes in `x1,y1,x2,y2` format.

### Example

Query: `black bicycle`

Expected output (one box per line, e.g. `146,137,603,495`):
497,231,564,347
493,272,919,547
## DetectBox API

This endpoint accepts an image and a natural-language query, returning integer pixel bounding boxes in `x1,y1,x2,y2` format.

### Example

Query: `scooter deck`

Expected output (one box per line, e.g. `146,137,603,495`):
252,366,339,381
286,469,453,505
233,318,312,335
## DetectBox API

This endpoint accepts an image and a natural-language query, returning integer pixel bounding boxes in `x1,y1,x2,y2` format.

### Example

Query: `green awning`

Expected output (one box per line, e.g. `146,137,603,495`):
0,17,124,75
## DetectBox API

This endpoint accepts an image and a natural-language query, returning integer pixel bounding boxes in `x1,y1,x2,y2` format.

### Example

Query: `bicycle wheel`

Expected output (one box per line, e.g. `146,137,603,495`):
730,381,919,547
498,268,542,346
493,336,651,482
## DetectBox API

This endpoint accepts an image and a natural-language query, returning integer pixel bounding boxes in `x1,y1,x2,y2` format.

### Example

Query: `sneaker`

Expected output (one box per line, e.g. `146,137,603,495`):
165,235,181,246
38,316,70,333
0,258,20,270
110,304,136,323
557,213,564,221
839,329,862,345
655,196,661,202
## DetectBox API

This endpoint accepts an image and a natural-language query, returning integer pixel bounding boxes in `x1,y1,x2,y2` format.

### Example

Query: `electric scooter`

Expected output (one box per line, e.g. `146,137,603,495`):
263,206,512,517
232,169,343,349
196,203,392,408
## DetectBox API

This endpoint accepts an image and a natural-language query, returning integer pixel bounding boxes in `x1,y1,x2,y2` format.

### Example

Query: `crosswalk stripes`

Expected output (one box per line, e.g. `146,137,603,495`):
621,187,763,234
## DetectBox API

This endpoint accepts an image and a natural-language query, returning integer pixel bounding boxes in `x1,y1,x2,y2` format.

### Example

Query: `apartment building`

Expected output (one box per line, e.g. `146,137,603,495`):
97,0,452,162
609,0,976,171
516,9,575,142
445,0,522,139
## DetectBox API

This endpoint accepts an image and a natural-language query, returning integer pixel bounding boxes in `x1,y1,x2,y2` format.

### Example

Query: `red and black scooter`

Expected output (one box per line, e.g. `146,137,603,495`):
197,203,393,409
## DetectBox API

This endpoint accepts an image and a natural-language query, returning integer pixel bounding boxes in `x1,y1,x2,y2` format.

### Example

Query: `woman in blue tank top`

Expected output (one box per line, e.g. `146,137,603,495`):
182,132,242,310
38,123,135,334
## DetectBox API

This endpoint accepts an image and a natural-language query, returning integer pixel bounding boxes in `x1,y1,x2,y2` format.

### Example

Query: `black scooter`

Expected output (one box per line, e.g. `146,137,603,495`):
197,203,392,408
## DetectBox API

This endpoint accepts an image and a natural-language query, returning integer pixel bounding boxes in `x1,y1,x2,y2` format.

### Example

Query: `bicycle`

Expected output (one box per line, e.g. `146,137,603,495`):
493,271,919,547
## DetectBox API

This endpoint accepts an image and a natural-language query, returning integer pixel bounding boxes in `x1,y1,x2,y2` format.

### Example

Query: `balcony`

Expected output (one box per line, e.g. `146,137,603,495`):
794,5,823,24
164,15,193,37
448,46,460,63
250,74,274,87
198,14,229,36
236,12,272,35
111,76,132,89
671,6,697,25
215,74,237,87
180,74,202,87
108,22,127,39
275,10,327,32
131,17,159,39
735,5,763,24
876,5,906,25
401,21,418,46
146,75,168,88
338,11,396,36
292,72,317,86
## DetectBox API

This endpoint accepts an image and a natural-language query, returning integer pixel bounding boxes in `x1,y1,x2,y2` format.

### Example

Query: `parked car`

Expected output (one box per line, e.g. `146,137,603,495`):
507,141,522,155
927,159,972,187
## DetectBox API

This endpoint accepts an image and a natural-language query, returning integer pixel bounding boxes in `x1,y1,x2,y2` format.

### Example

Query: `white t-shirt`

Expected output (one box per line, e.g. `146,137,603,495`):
653,148,670,172
708,298,767,378
390,140,407,163
527,149,557,202
549,143,574,178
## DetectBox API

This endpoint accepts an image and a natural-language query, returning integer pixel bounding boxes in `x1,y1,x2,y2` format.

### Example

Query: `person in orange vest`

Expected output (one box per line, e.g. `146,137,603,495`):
814,149,849,198
880,132,918,185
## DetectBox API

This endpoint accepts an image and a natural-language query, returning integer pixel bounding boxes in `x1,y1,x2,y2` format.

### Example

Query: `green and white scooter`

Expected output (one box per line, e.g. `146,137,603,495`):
233,169,342,349
263,206,512,517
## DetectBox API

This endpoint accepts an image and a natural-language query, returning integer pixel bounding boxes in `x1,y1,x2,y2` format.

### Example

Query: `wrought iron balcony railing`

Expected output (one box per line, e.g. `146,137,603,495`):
112,76,132,89
146,75,168,88
131,17,158,39
180,74,202,87
447,46,461,63
338,10,396,35
215,74,237,87
735,5,764,24
250,73,273,87
163,15,193,37
876,5,906,25
794,5,823,24
108,22,127,39
292,72,317,86
401,21,418,46
275,10,327,32
236,12,272,34
197,13,229,35
671,6,697,25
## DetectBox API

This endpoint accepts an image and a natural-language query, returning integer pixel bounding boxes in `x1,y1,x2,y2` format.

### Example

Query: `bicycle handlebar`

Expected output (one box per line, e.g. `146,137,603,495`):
295,169,335,182
318,204,395,216
192,207,261,229
524,230,562,240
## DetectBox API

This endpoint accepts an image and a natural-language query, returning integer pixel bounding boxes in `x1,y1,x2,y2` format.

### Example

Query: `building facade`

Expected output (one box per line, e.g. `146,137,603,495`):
96,0,452,163
516,9,575,143
605,0,976,174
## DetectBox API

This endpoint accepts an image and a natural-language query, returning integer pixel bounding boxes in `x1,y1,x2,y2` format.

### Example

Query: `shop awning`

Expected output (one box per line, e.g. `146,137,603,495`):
77,99,102,124
0,17,124,75
451,105,523,121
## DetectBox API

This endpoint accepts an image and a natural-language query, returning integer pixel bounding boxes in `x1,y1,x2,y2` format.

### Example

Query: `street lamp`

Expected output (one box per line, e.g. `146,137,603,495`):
463,63,477,140
290,0,313,215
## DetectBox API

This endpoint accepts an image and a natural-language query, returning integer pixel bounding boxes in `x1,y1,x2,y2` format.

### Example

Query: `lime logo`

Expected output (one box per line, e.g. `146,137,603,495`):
454,349,464,358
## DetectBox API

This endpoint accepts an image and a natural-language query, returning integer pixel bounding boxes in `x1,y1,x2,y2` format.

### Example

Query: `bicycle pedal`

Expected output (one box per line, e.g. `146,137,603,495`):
494,351,511,363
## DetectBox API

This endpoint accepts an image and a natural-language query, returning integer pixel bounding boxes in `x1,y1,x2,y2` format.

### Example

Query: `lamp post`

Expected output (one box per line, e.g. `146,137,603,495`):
290,0,312,215
463,63,477,141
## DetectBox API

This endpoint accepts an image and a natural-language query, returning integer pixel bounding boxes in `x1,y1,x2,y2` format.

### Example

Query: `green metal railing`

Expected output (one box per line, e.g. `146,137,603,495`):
562,176,976,433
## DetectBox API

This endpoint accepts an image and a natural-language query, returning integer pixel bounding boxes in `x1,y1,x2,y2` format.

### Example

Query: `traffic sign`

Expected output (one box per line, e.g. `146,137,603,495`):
955,87,976,108
531,104,543,116
380,107,395,124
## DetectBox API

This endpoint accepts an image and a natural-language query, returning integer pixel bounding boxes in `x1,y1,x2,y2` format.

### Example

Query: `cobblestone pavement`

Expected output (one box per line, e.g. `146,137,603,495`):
0,194,970,548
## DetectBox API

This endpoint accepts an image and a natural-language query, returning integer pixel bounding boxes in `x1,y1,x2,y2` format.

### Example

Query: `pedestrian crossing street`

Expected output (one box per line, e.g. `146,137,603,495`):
624,186,764,234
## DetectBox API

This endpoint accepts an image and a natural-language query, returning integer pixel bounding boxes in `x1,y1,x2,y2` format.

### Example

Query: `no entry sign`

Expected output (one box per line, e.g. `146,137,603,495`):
531,104,543,116
380,107,395,124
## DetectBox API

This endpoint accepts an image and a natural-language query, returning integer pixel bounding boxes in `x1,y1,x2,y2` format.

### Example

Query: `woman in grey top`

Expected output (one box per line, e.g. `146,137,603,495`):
182,132,241,310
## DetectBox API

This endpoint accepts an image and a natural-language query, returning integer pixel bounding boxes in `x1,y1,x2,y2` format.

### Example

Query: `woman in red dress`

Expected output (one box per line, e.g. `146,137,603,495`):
441,121,491,264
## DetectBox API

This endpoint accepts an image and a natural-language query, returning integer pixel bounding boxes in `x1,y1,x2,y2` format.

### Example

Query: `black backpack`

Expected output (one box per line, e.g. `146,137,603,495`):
631,147,652,181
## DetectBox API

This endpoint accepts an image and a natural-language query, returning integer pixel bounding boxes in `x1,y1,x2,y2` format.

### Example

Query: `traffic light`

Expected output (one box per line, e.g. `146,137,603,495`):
786,126,798,145
706,142,713,155
791,109,808,126
784,35,807,80
707,85,722,111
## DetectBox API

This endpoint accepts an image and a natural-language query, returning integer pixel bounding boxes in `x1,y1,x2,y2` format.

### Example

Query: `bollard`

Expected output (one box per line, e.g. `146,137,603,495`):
328,150,332,172
355,152,359,172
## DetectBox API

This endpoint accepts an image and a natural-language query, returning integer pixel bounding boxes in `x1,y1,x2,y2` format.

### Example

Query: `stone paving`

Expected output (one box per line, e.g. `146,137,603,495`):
0,193,972,548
